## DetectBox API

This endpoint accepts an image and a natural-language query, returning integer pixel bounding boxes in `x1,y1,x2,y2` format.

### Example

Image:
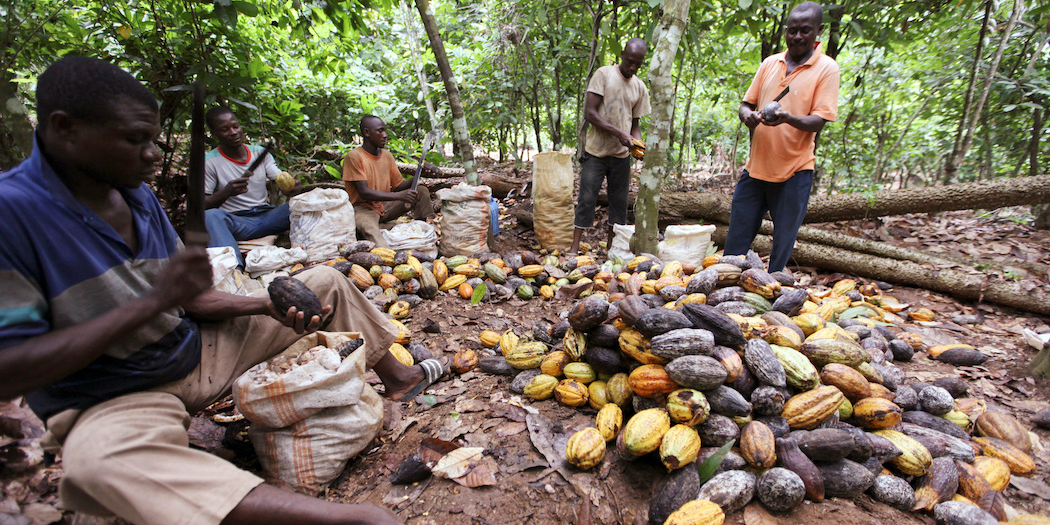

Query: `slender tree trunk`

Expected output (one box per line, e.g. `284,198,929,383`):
415,0,477,184
1030,107,1043,178
401,0,442,151
630,0,690,255
577,0,605,159
678,60,697,173
944,0,993,181
0,75,33,170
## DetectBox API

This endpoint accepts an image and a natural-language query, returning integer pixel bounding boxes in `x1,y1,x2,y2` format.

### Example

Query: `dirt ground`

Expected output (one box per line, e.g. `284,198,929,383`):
2,160,1050,525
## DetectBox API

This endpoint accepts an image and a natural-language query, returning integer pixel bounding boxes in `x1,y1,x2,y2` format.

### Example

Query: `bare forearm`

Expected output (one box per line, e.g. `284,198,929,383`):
784,114,827,132
183,289,270,322
0,293,172,398
205,191,229,209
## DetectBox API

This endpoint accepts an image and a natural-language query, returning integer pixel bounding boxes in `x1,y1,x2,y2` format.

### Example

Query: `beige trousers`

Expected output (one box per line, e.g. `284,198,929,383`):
353,186,434,248
45,266,395,525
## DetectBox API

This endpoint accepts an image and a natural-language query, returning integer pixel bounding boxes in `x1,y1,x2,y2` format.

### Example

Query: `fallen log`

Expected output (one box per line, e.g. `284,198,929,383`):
660,174,1050,224
396,161,464,177
709,225,1050,316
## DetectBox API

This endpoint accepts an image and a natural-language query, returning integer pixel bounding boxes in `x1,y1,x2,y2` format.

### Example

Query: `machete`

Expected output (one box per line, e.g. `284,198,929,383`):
184,82,210,247
411,129,440,191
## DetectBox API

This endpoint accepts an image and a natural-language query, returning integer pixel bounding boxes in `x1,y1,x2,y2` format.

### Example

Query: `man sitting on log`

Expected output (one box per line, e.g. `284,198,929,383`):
724,1,839,272
203,106,300,267
342,115,437,248
0,56,450,525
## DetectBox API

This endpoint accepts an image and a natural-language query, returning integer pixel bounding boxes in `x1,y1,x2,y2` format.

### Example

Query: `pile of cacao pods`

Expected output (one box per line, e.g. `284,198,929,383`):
471,251,1042,525
305,241,612,323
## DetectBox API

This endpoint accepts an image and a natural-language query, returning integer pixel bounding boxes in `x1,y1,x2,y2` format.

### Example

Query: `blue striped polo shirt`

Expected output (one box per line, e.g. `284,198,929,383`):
0,139,201,421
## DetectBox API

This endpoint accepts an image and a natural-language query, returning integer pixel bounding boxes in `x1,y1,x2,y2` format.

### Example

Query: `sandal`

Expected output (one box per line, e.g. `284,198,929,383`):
399,358,448,402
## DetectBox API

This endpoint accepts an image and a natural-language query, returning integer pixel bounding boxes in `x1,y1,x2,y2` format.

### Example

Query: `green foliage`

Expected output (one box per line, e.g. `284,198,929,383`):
2,0,1046,197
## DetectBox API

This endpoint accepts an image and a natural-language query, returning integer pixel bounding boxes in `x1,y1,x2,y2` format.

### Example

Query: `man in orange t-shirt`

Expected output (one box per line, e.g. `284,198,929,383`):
343,115,436,247
724,1,839,272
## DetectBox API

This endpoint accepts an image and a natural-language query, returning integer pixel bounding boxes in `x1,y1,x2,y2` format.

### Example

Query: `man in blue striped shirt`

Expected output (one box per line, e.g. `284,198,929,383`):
0,56,426,525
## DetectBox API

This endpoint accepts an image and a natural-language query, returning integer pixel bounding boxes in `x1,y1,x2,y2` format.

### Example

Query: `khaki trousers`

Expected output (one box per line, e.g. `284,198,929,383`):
45,266,395,525
354,186,434,248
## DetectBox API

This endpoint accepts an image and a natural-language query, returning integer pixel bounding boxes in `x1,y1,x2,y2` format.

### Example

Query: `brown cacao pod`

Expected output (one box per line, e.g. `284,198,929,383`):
820,363,871,402
975,411,1032,453
851,397,903,430
268,276,324,322
740,420,777,469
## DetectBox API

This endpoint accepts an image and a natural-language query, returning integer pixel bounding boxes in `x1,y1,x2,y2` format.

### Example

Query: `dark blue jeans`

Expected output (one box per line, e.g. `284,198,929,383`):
205,204,290,266
574,152,631,228
724,170,813,272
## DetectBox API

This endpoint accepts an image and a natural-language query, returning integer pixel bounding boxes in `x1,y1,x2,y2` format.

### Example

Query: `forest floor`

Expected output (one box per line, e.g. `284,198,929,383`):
2,160,1049,525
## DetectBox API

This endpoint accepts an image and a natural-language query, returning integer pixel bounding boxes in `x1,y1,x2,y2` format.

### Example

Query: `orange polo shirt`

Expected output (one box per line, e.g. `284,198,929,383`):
743,42,840,183
342,146,405,216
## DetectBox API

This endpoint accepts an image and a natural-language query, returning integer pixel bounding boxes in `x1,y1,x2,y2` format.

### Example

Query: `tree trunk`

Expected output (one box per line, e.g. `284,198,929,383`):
630,0,690,255
709,227,1050,316
0,74,33,170
659,174,1050,224
944,0,1022,181
1032,343,1050,378
415,0,478,184
400,0,442,152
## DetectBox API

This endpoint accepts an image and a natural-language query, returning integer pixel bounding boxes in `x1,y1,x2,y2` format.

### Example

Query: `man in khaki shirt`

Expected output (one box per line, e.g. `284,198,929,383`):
570,38,651,254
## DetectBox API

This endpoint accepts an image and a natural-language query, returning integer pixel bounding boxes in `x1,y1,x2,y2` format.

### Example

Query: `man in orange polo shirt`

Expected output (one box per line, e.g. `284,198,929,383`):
724,1,839,272
343,115,436,247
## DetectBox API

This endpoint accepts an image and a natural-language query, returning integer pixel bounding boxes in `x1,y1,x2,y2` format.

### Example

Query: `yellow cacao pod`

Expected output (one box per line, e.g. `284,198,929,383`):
620,408,670,456
432,260,449,284
524,374,559,400
563,362,596,384
565,427,606,470
439,274,467,291
972,436,1037,477
554,379,590,407
666,389,710,427
505,341,547,370
660,424,702,471
606,373,633,406
388,300,411,319
664,499,725,525
972,456,1011,492
499,330,519,357
873,429,932,476
596,403,623,441
390,319,411,345
540,350,571,377
782,385,845,430
388,343,414,367
370,247,396,266
588,380,610,409
479,330,500,348
275,171,296,191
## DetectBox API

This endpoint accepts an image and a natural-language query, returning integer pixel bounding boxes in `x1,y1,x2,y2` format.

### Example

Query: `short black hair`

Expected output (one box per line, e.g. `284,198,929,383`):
791,1,824,24
206,105,236,130
36,56,158,132
360,114,383,134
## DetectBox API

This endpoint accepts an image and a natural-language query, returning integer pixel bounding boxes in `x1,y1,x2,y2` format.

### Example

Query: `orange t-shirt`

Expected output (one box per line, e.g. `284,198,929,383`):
342,146,405,216
743,43,840,183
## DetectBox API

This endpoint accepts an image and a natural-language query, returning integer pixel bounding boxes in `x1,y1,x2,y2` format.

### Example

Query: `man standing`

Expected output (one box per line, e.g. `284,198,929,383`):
570,38,651,255
204,106,300,266
724,1,839,272
343,115,435,248
0,56,454,525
